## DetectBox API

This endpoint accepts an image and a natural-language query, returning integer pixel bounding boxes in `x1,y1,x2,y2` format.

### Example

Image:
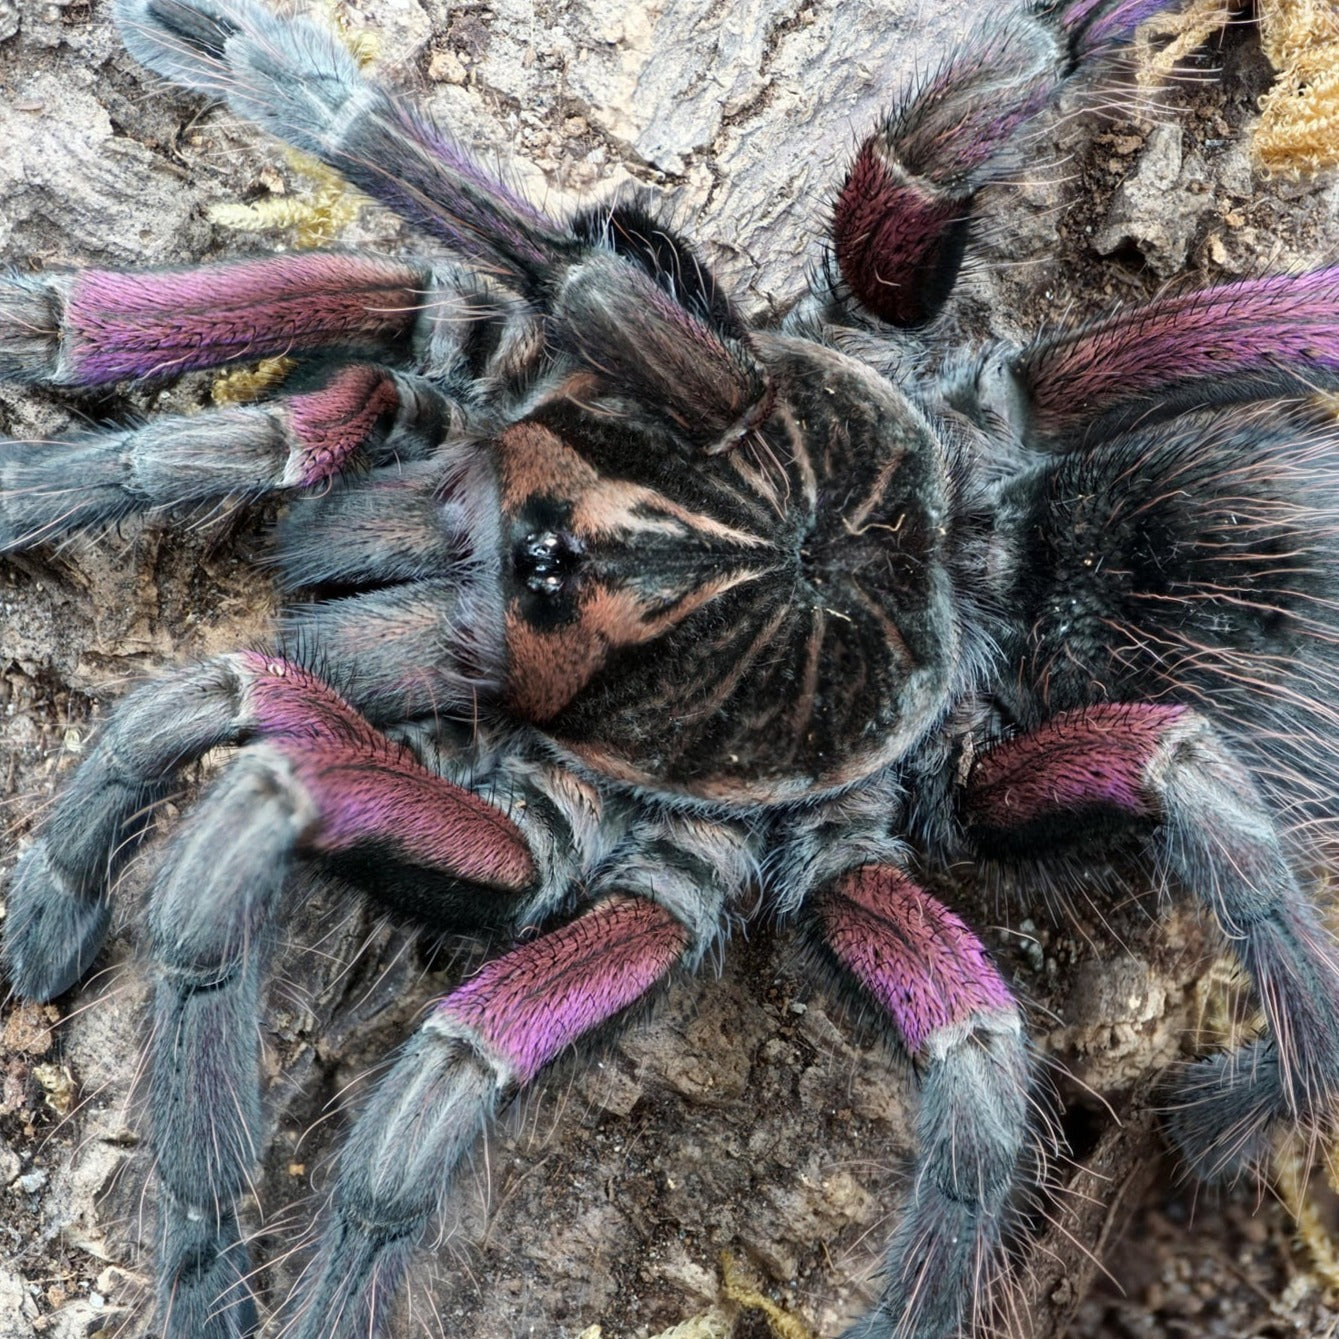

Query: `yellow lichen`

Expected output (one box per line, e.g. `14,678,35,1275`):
209,356,297,406
720,1254,814,1339
207,150,365,251
209,1,375,406
1135,0,1234,80
645,1307,736,1339
1273,1135,1339,1296
1136,0,1339,172
1255,0,1339,173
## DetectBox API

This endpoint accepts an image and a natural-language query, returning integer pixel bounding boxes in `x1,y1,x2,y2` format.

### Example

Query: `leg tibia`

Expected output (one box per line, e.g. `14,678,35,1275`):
966,705,1339,1176
437,895,690,1082
821,866,1015,1050
0,255,427,387
1013,268,1339,444
817,867,1028,1339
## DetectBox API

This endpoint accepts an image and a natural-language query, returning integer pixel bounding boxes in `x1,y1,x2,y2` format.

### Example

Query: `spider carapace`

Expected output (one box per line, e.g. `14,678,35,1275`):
495,335,955,801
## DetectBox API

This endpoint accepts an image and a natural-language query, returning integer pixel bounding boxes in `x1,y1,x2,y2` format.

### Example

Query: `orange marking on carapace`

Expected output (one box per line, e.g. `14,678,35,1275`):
505,571,763,721
494,421,766,548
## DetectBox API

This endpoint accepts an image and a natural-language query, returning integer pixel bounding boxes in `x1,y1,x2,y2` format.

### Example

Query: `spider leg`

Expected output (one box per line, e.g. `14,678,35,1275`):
964,704,1339,1179
832,0,1177,325
815,865,1028,1339
1008,268,1339,445
108,0,772,447
2,648,518,1002
144,747,307,1339
142,743,553,1339
272,458,482,591
286,894,691,1339
0,363,457,550
112,0,572,294
0,254,435,387
8,651,605,1338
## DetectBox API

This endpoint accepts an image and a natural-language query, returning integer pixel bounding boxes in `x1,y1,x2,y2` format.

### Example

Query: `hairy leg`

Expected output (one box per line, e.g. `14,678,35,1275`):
0,254,431,387
0,363,460,549
965,703,1339,1177
106,0,770,447
1010,268,1339,445
2,651,527,1001
286,895,691,1339
832,0,1179,325
113,0,571,294
5,650,634,1337
815,865,1029,1339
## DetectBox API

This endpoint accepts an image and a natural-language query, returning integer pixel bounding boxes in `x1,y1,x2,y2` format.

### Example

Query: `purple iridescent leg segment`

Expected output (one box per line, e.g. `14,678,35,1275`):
239,653,536,894
0,362,431,549
967,703,1339,1177
1015,268,1339,443
6,650,547,1339
818,866,1028,1339
2,651,525,1003
0,253,429,386
833,0,1179,325
289,896,689,1339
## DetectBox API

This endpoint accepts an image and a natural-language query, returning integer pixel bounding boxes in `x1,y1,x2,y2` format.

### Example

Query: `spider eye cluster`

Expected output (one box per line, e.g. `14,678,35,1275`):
517,528,583,597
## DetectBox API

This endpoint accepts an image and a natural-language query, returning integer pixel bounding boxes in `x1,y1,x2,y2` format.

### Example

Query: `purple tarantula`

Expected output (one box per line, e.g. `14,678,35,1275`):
4,0,1339,1336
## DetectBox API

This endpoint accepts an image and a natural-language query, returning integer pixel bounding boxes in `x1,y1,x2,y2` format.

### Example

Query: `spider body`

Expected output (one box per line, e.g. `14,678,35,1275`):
494,335,959,799
5,2,1339,1338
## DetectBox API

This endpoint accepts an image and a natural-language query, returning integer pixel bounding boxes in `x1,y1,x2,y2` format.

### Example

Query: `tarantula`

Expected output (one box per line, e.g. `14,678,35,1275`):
4,0,1339,1335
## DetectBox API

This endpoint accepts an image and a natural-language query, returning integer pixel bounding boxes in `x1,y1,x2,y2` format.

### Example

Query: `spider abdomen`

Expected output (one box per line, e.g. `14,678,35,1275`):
1003,404,1339,836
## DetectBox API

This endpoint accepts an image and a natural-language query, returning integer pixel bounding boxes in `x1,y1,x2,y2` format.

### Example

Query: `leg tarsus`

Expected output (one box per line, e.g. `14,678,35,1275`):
158,1196,259,1339
2,844,111,999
